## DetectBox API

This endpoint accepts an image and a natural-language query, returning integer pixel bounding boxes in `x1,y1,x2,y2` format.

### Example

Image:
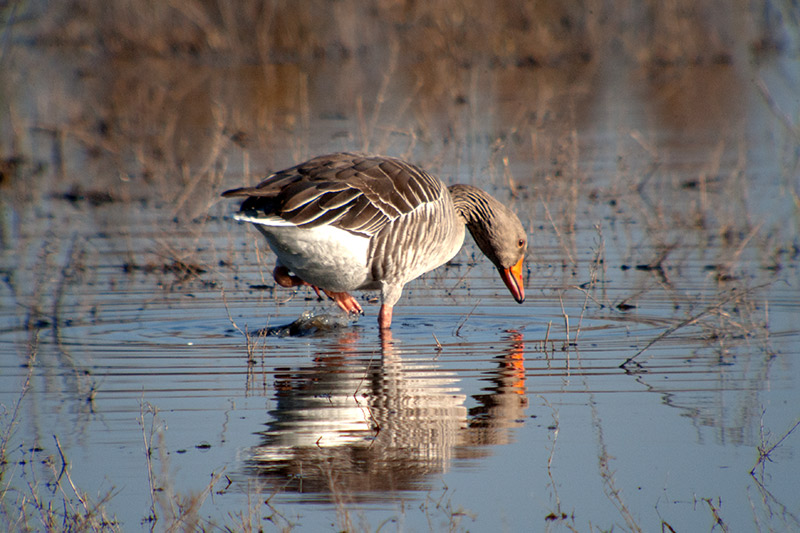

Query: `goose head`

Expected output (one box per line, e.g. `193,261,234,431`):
450,185,527,303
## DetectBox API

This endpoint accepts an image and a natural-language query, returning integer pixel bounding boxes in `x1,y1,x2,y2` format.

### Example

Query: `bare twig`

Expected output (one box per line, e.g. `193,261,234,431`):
538,395,562,516
591,398,642,532
557,291,570,370
0,331,38,469
432,332,442,353
620,284,769,368
704,497,729,532
751,414,800,477
139,401,159,523
543,320,552,355
221,286,245,337
755,78,800,141
53,434,68,485
540,198,576,265
454,300,481,337
574,223,603,345
53,436,85,513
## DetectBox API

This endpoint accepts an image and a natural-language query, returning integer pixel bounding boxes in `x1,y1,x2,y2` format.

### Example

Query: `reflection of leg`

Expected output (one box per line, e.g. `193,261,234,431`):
322,290,363,315
379,327,394,357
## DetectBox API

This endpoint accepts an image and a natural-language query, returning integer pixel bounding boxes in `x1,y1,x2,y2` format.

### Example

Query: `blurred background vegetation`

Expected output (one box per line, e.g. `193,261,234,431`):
9,0,795,66
0,0,797,214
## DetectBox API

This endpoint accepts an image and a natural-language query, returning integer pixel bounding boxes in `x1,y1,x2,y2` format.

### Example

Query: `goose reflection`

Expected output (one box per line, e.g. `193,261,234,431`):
246,330,528,498
466,331,528,446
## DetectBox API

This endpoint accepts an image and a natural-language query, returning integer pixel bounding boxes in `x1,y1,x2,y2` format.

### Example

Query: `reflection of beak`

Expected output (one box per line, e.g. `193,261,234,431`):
500,257,525,304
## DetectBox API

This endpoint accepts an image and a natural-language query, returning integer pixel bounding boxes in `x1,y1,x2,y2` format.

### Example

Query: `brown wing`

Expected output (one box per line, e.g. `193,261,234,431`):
221,153,445,237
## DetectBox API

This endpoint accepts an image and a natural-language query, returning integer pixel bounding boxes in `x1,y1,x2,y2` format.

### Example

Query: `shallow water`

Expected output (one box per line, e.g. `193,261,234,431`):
2,4,800,532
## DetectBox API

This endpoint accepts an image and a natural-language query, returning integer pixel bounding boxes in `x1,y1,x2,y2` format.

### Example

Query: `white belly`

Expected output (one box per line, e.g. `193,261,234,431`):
242,217,372,292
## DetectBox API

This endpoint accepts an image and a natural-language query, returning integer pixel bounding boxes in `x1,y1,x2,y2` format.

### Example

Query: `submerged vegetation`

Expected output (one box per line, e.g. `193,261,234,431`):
1,0,799,531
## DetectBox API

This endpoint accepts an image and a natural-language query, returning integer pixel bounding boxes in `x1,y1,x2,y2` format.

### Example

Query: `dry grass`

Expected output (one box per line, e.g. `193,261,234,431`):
1,399,218,533
1,423,120,532
2,0,789,197
16,1,763,69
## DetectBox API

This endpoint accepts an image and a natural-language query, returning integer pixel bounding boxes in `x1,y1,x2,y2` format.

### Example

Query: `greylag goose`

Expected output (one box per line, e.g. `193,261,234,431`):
222,153,526,329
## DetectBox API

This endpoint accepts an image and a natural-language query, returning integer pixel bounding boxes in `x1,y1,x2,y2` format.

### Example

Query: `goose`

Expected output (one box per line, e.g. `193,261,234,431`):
222,152,526,329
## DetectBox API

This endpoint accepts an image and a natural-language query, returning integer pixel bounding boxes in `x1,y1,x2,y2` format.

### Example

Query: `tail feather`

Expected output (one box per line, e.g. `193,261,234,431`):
232,212,297,227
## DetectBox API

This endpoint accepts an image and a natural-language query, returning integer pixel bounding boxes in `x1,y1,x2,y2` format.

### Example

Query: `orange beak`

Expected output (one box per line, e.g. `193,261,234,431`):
500,257,525,304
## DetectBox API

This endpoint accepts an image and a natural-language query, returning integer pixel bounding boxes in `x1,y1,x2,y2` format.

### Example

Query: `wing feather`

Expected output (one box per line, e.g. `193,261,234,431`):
223,152,447,238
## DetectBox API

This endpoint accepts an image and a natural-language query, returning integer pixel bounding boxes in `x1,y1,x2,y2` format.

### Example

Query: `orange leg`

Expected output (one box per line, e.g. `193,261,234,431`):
322,290,363,315
273,266,361,315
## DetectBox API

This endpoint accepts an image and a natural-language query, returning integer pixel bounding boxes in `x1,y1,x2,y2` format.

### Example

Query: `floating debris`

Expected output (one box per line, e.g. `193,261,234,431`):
261,310,358,337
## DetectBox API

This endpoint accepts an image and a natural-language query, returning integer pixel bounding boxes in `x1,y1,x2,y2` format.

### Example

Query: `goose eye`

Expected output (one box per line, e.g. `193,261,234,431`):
518,239,525,248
